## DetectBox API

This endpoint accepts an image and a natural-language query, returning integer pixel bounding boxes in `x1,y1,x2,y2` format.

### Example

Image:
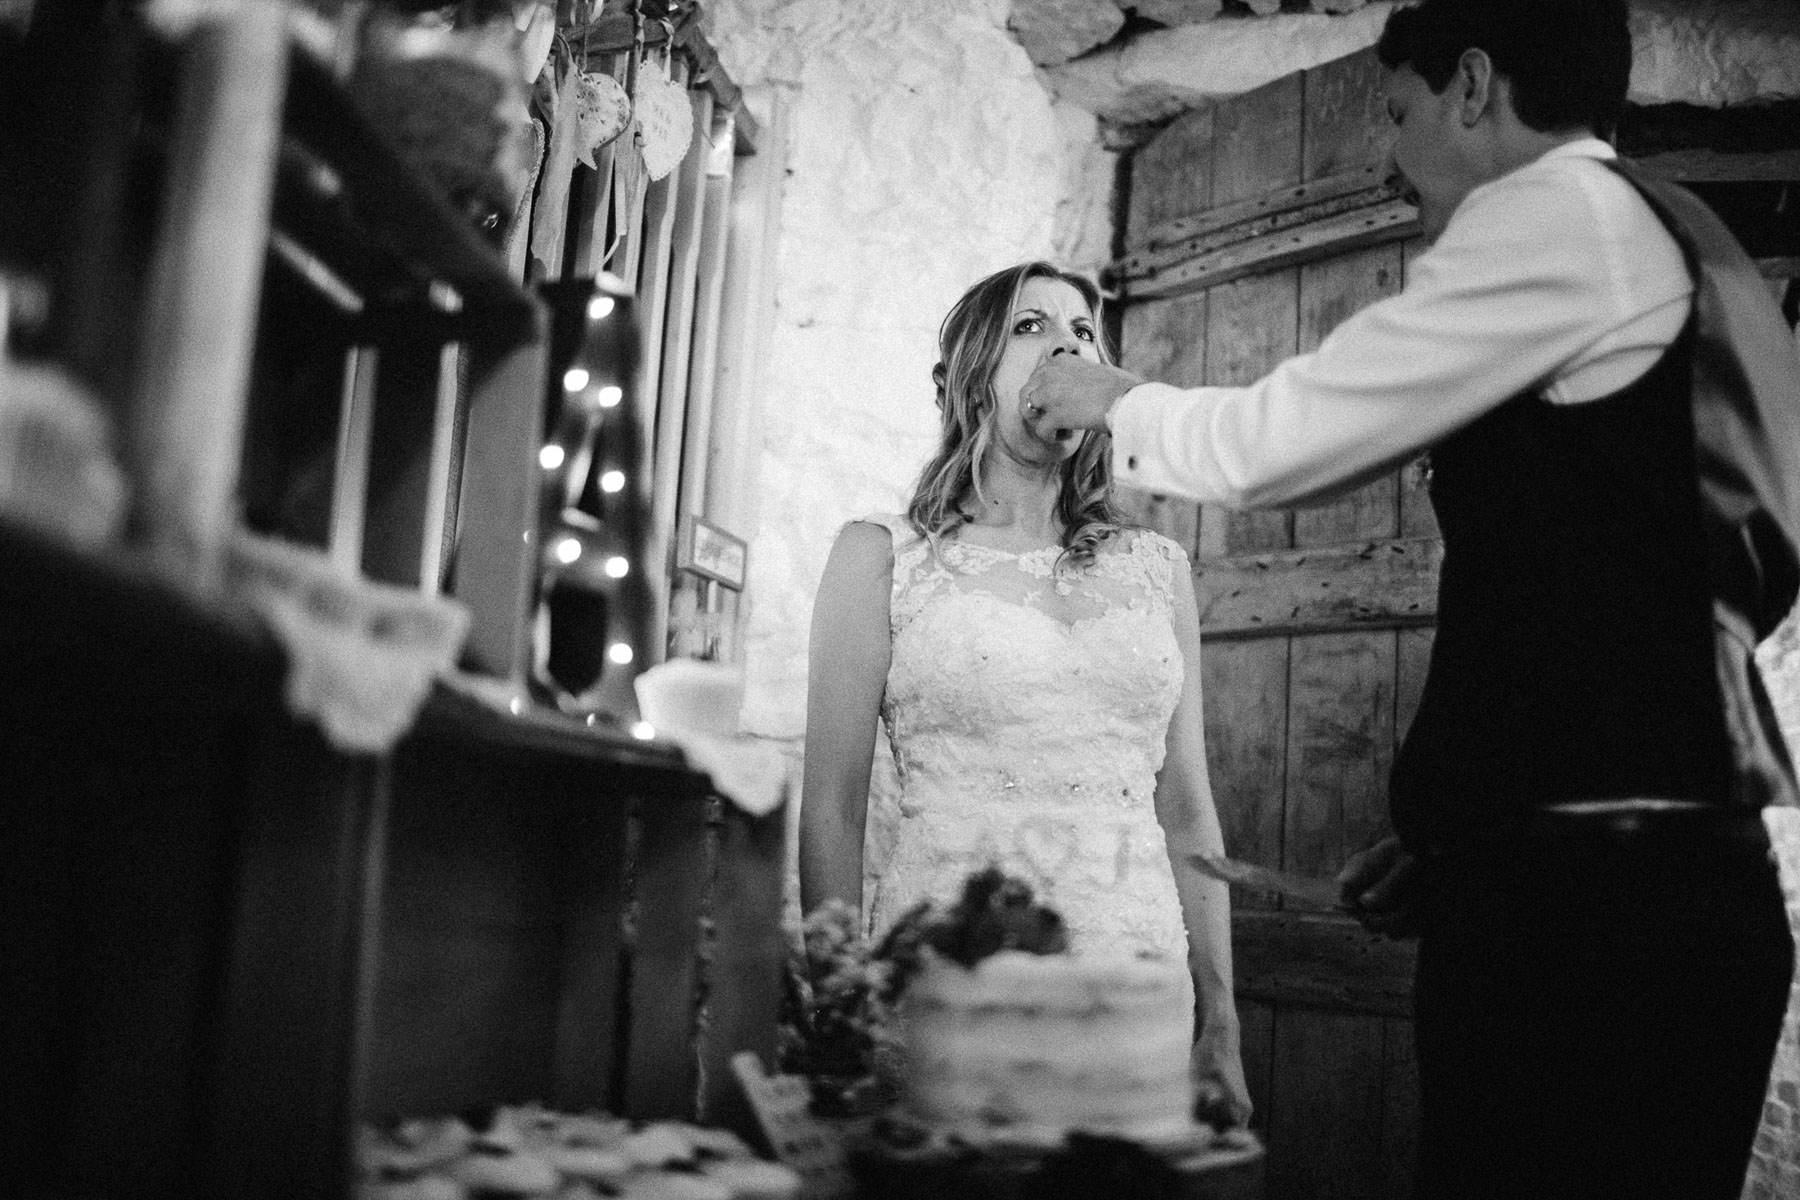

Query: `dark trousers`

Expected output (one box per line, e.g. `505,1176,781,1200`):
1412,820,1792,1200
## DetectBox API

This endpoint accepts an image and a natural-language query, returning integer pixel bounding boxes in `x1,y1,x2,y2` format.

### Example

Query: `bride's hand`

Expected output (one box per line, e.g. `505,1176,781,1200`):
1192,1010,1253,1129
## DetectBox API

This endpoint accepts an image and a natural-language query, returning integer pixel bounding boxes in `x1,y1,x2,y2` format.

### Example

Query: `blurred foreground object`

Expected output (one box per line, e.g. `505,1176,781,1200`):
349,12,537,242
227,530,470,753
0,355,127,546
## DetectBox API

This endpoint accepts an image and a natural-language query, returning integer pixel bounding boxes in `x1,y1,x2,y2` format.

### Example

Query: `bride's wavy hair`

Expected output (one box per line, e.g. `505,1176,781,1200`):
907,261,1122,569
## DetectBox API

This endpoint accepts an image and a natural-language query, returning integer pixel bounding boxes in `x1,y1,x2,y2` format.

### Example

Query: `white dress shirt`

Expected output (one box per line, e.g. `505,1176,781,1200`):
1107,138,1695,509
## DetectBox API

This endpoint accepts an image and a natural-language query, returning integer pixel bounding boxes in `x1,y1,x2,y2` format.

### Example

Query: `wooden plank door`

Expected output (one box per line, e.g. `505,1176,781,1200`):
1117,48,1436,1200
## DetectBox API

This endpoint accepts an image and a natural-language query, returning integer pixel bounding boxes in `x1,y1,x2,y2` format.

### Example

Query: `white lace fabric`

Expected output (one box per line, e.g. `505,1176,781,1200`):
859,514,1193,976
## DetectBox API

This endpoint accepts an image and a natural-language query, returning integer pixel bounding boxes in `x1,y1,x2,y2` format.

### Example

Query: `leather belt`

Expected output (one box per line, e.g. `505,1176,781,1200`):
1523,797,1767,845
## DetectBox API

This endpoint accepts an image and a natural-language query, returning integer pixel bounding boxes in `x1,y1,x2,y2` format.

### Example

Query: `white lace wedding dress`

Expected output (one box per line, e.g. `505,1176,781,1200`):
857,514,1194,1003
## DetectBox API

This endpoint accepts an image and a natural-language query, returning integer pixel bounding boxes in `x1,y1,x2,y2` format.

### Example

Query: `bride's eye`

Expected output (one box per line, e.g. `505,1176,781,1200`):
1073,324,1095,342
1013,316,1043,335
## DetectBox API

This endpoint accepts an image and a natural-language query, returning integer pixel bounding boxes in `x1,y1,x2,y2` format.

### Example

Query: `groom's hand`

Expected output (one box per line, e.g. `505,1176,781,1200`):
1020,355,1142,439
1337,835,1421,939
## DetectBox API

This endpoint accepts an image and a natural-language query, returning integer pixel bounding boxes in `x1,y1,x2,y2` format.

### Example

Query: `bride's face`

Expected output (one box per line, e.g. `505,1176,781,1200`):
989,277,1100,464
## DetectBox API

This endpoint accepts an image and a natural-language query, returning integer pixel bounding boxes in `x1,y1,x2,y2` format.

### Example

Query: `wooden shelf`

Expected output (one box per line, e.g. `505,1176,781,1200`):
2,16,788,1199
0,518,268,659
420,676,690,772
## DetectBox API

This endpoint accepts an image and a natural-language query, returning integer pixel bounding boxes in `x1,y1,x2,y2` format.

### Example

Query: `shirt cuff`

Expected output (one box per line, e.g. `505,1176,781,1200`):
1108,381,1207,499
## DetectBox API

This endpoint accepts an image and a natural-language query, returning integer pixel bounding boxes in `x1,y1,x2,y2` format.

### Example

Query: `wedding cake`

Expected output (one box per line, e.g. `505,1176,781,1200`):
878,869,1196,1145
896,947,1196,1143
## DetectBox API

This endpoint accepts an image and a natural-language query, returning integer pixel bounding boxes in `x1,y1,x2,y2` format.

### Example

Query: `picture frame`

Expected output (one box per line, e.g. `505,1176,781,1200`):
675,513,748,590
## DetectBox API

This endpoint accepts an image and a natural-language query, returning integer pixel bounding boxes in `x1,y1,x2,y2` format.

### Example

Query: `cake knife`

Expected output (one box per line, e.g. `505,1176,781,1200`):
1189,853,1348,910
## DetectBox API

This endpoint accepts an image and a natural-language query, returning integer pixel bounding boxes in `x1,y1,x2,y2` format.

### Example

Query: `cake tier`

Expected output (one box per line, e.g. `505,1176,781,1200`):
897,951,1194,1143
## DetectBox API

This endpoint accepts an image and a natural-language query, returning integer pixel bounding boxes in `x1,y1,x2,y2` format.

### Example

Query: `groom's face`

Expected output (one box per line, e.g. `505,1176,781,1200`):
990,277,1101,461
1385,63,1478,243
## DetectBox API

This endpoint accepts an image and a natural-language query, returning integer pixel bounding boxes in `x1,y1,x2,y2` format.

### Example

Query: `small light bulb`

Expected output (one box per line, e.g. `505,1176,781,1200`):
599,470,626,493
604,556,630,578
563,367,591,392
588,296,616,321
631,721,656,740
554,536,583,565
508,697,524,715
539,444,566,470
607,642,634,665
597,385,623,408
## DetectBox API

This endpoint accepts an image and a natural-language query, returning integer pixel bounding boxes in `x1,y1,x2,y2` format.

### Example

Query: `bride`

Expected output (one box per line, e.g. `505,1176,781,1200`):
799,260,1249,1123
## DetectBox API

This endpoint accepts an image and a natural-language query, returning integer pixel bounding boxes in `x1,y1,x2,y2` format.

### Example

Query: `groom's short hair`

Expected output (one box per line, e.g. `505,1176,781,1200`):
1376,0,1632,138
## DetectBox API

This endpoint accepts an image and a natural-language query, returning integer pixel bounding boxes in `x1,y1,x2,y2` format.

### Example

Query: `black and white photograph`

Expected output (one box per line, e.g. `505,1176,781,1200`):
4,1,1798,1198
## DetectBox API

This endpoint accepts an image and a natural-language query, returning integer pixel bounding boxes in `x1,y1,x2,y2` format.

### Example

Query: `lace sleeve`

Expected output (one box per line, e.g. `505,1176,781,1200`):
1126,529,1188,611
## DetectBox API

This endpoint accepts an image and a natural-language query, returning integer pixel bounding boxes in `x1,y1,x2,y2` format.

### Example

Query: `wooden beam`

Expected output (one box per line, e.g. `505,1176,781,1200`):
1127,162,1390,257
646,87,715,664
128,7,286,588
678,109,737,526
1119,199,1420,302
550,782,632,1112
622,786,712,1119
1121,181,1406,281
1194,536,1441,639
450,330,550,683
1632,147,1800,183
1617,100,1800,182
704,87,790,543
328,346,378,573
1233,910,1415,1018
572,53,625,279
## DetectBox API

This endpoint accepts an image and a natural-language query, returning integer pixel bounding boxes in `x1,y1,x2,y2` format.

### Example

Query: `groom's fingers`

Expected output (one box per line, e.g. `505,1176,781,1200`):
1354,852,1418,918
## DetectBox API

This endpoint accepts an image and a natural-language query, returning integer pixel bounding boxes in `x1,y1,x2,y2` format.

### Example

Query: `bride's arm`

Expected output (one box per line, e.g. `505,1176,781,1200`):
799,521,894,914
1155,564,1251,1125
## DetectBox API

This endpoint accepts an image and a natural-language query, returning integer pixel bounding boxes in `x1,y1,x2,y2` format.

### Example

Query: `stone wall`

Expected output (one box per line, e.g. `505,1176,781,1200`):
703,0,1111,744
702,0,1115,913
1746,804,1800,1200
1037,0,1800,127
1749,638,1800,1200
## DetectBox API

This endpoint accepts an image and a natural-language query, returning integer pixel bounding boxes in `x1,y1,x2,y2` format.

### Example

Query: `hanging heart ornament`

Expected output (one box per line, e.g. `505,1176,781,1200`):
573,70,632,168
633,70,693,182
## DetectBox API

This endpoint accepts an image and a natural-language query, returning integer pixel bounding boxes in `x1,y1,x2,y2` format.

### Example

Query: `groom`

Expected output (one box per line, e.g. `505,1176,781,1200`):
1023,0,1800,1197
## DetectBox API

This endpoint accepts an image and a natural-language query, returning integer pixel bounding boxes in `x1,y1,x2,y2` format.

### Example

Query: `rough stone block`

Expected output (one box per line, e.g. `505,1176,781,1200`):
1628,0,1800,107
1042,2,1394,124
1133,0,1226,26
1007,0,1125,66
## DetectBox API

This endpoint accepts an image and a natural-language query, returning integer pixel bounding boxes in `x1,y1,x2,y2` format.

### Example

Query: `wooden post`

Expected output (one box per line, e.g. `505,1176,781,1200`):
551,775,634,1112
676,108,737,524
644,87,714,662
329,346,379,573
622,781,712,1119
702,87,787,540
419,337,464,596
697,797,789,1139
449,329,550,683
573,53,626,278
128,7,287,589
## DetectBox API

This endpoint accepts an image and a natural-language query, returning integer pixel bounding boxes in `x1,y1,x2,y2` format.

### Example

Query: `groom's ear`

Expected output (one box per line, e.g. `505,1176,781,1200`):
1455,48,1495,127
